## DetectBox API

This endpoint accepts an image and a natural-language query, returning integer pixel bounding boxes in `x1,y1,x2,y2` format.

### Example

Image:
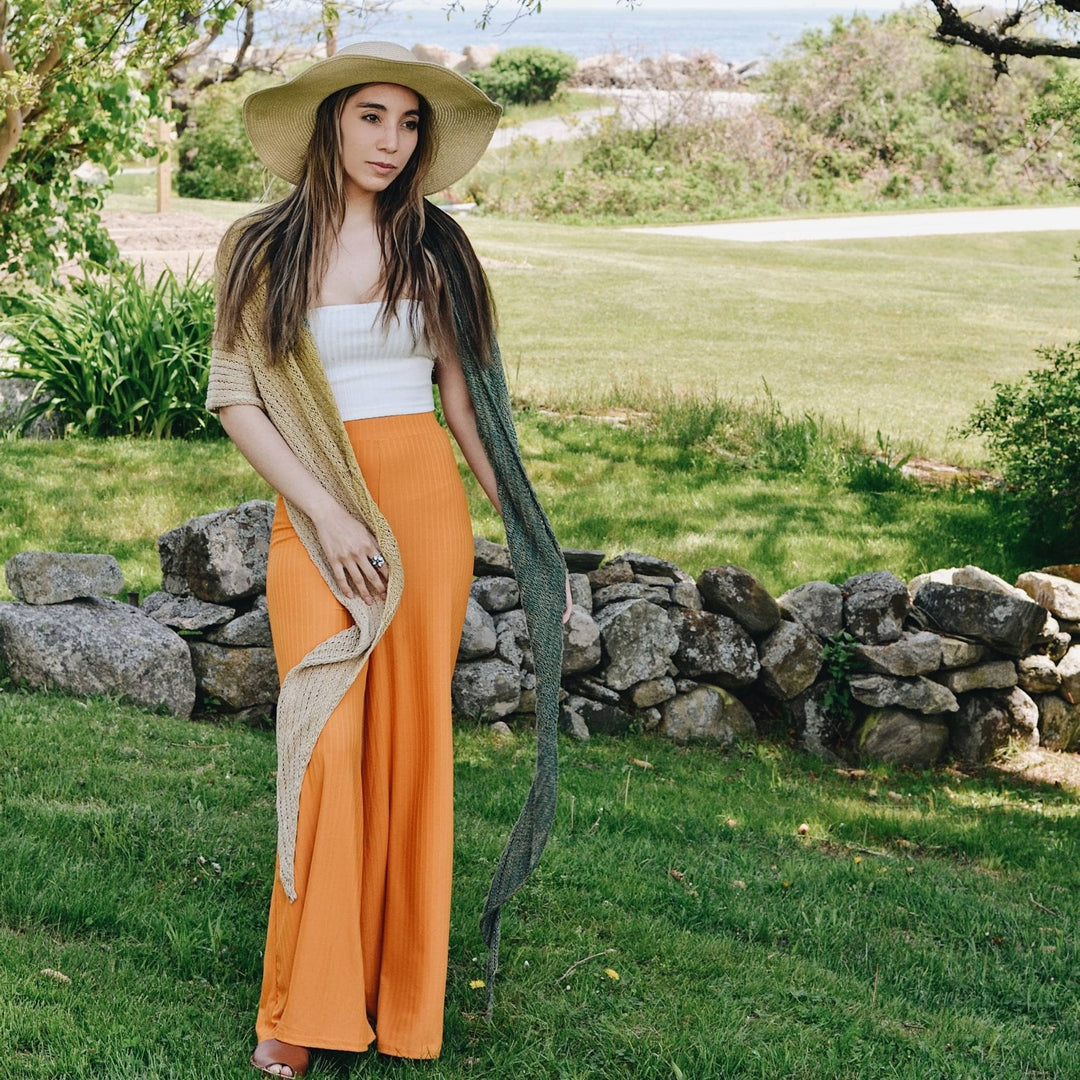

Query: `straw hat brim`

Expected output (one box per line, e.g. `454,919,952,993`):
243,41,502,195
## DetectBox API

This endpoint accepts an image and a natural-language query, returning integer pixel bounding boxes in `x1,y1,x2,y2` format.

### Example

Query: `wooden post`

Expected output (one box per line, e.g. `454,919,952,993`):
156,113,171,213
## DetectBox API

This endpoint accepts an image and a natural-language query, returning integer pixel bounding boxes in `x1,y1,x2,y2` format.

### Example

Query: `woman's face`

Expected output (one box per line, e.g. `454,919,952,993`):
338,83,421,198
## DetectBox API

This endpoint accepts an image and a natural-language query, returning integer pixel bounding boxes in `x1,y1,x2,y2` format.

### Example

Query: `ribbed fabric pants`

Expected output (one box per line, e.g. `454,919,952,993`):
256,411,474,1058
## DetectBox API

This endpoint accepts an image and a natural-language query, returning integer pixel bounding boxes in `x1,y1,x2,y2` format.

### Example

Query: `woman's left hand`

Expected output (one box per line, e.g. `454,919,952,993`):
562,574,573,624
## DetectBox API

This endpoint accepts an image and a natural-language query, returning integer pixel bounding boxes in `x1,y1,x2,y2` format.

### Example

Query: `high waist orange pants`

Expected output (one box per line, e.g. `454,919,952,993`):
257,411,474,1058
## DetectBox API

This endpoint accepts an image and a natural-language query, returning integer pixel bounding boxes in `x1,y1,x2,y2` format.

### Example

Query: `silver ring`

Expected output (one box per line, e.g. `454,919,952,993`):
368,553,386,569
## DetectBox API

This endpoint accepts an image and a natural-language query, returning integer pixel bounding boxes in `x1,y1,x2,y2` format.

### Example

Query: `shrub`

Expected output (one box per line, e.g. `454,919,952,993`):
1,262,221,439
469,46,577,106
177,75,288,203
963,342,1080,550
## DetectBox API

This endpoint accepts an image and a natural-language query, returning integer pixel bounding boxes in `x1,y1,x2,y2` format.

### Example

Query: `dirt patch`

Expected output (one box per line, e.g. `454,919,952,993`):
101,210,232,281
993,747,1080,796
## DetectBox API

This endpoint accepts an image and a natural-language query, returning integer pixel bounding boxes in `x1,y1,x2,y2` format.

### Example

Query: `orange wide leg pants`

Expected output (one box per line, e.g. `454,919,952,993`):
256,411,474,1058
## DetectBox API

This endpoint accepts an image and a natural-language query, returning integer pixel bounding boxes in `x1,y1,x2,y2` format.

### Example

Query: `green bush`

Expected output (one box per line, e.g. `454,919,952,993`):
1,262,221,439
474,10,1079,223
176,75,288,203
963,342,1080,550
469,46,577,107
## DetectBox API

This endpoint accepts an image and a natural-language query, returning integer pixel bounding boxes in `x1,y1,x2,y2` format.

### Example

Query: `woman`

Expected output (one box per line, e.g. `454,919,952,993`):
206,41,570,1077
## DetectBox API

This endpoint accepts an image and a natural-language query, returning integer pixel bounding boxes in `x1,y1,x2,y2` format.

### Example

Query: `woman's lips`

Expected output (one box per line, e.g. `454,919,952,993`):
369,162,396,174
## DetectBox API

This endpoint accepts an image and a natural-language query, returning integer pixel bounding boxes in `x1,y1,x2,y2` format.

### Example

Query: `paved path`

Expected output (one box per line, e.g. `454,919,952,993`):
626,205,1080,243
489,88,760,150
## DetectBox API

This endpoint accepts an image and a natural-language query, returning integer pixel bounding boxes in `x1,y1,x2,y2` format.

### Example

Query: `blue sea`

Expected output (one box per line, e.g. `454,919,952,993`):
259,5,908,66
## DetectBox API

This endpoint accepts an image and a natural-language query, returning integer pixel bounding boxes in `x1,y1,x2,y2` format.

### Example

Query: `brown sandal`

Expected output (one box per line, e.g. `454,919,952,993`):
250,1039,310,1078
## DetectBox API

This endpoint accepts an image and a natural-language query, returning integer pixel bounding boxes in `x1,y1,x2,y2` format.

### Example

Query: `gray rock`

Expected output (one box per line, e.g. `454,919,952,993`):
596,599,678,691
562,548,606,574
158,500,274,605
189,642,278,711
142,591,235,632
561,694,636,736
1015,571,1080,621
615,551,681,581
1003,687,1040,743
569,573,592,613
857,708,949,768
1036,694,1080,752
470,575,520,613
0,375,63,438
696,564,780,636
493,607,532,671
5,552,123,605
630,676,677,708
516,671,537,714
953,564,1030,599
934,659,1017,695
1017,655,1062,695
473,537,513,577
939,635,987,669
0,597,195,717
842,571,909,645
950,689,1039,763
640,706,662,732
1058,645,1080,704
788,681,845,758
592,582,671,609
914,582,1047,656
205,598,272,647
1047,632,1072,664
560,697,592,740
588,558,634,588
458,596,497,660
562,605,602,675
659,684,756,746
778,581,844,640
907,568,959,597
451,658,521,720
670,608,759,688
570,676,622,706
849,674,958,715
670,582,703,610
636,573,677,587
489,720,513,736
758,620,824,701
855,630,942,677
1036,611,1060,643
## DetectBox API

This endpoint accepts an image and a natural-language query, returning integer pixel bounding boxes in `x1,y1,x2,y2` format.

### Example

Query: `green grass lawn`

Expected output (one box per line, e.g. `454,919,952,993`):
0,394,1039,605
102,191,1080,462
1,689,1076,1079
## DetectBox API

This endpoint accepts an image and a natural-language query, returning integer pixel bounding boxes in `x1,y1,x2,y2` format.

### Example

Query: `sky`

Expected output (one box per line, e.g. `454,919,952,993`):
402,0,912,10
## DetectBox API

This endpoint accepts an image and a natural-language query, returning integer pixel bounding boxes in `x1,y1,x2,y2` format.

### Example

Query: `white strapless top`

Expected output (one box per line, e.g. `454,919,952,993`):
306,300,435,421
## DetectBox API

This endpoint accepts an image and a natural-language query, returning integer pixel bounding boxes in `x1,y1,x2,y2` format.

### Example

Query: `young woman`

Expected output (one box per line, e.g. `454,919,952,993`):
206,41,571,1078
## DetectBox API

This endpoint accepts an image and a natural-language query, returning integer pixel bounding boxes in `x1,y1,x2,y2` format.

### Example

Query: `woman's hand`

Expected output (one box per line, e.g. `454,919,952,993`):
311,501,388,605
562,574,573,625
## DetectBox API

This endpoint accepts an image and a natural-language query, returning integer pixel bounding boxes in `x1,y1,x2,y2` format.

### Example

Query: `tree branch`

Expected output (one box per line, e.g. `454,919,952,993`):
0,40,22,172
929,1,1080,70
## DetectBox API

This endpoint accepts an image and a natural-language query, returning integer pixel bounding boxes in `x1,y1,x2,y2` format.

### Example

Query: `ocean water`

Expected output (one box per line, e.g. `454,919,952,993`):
258,5,904,66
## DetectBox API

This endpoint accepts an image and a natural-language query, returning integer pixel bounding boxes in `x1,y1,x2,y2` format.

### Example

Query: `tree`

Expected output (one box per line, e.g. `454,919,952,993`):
0,1,395,281
928,1,1080,72
444,0,639,30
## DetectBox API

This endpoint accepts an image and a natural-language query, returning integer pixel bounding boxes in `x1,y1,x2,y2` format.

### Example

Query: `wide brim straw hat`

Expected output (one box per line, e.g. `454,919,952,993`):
243,40,502,195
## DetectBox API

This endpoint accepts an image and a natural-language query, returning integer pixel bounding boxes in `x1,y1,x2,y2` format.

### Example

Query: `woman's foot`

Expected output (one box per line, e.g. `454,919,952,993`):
250,1039,310,1078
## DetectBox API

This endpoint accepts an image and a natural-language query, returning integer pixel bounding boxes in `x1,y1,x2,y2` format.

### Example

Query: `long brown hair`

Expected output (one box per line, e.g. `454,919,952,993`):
215,83,496,368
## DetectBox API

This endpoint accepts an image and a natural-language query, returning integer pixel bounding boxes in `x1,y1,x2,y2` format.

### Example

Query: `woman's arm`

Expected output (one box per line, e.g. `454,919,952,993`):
436,354,573,623
217,404,387,604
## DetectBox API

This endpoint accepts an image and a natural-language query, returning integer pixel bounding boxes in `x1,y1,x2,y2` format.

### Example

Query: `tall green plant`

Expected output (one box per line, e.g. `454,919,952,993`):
2,262,221,439
468,46,576,106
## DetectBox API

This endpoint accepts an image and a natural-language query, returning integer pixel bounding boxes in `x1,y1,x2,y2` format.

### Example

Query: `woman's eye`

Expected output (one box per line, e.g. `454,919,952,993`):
362,113,380,123
404,120,418,131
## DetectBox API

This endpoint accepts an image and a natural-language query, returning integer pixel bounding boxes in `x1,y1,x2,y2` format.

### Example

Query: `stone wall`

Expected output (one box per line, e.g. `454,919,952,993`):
0,501,1077,769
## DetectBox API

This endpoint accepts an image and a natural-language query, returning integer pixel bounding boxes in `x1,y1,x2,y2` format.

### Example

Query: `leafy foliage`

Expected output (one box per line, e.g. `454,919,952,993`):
176,74,288,203
468,46,577,106
963,342,1080,552
0,2,241,282
474,10,1080,222
820,631,862,734
1,262,221,439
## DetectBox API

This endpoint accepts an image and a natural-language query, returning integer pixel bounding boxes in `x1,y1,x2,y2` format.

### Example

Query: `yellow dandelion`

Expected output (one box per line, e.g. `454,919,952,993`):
853,856,863,864
604,968,620,981
469,979,485,989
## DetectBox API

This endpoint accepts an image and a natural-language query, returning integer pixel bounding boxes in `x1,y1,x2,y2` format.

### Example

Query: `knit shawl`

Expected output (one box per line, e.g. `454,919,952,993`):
206,238,566,1015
